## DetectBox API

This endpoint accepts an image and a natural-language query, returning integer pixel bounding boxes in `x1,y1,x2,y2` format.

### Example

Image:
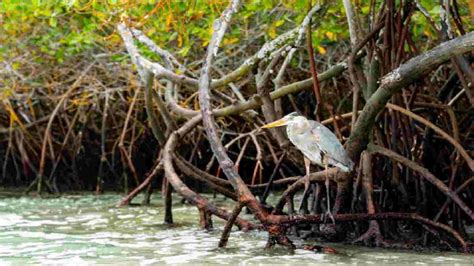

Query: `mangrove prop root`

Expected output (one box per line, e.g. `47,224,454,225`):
218,202,244,248
116,161,163,207
164,178,173,224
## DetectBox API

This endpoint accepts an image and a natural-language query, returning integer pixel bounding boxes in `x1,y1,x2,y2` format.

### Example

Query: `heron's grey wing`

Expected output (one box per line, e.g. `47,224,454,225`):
301,132,324,166
287,127,323,167
309,121,353,171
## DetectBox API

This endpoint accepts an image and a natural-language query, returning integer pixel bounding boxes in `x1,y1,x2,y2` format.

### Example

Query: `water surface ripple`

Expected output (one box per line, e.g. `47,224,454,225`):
0,193,472,265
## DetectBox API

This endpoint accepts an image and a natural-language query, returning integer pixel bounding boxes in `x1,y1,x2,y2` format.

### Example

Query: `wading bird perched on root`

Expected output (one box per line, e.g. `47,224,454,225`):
262,112,354,221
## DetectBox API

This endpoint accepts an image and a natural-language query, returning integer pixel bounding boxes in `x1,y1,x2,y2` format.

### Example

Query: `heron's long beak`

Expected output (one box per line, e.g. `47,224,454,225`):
261,118,288,128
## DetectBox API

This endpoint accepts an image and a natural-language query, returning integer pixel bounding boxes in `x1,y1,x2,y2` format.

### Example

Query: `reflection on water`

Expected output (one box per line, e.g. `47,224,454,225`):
0,193,472,265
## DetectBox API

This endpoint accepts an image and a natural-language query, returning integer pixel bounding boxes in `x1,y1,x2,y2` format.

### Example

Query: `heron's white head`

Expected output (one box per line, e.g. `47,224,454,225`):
261,112,309,129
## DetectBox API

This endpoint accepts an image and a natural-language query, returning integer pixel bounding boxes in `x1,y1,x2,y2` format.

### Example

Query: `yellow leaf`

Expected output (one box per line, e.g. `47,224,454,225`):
268,25,276,39
12,62,20,70
223,37,239,45
177,34,182,47
208,25,214,36
165,13,173,32
4,102,25,131
317,46,326,55
325,32,336,41
275,19,285,27
194,99,199,110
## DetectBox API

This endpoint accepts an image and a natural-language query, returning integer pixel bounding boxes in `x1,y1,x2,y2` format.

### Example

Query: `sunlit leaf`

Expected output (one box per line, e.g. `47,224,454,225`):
325,31,336,41
275,19,285,27
317,46,326,55
267,25,276,39
165,13,173,32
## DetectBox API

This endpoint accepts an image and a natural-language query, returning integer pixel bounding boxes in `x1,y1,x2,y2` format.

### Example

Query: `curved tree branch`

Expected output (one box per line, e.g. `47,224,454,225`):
197,0,268,222
162,115,255,230
347,32,474,163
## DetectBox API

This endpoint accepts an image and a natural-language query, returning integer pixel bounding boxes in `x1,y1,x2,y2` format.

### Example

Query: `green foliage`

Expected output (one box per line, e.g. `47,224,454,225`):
0,0,472,65
0,0,328,64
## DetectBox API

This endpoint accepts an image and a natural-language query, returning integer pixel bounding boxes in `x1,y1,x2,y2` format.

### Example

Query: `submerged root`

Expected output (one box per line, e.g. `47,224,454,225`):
352,221,411,248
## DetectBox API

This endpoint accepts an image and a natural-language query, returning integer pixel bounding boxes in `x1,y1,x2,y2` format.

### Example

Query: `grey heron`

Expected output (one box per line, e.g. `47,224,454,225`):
262,112,354,220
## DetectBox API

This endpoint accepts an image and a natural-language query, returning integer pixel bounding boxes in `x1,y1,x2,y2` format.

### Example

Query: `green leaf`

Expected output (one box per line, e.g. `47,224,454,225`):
49,16,57,27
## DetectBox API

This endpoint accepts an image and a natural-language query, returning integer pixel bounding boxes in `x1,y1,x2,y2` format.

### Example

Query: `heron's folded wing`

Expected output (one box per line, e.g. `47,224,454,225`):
291,130,323,166
309,122,350,167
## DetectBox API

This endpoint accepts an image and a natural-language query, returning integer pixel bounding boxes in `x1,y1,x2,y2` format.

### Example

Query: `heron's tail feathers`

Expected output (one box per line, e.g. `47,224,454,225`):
331,159,354,172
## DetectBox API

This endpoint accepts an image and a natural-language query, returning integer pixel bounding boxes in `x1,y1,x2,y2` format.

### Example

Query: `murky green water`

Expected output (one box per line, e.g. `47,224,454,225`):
0,193,472,265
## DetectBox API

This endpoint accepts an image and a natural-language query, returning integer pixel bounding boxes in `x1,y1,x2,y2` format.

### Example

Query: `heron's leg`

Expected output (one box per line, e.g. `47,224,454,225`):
298,157,312,214
303,157,311,197
324,163,335,224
